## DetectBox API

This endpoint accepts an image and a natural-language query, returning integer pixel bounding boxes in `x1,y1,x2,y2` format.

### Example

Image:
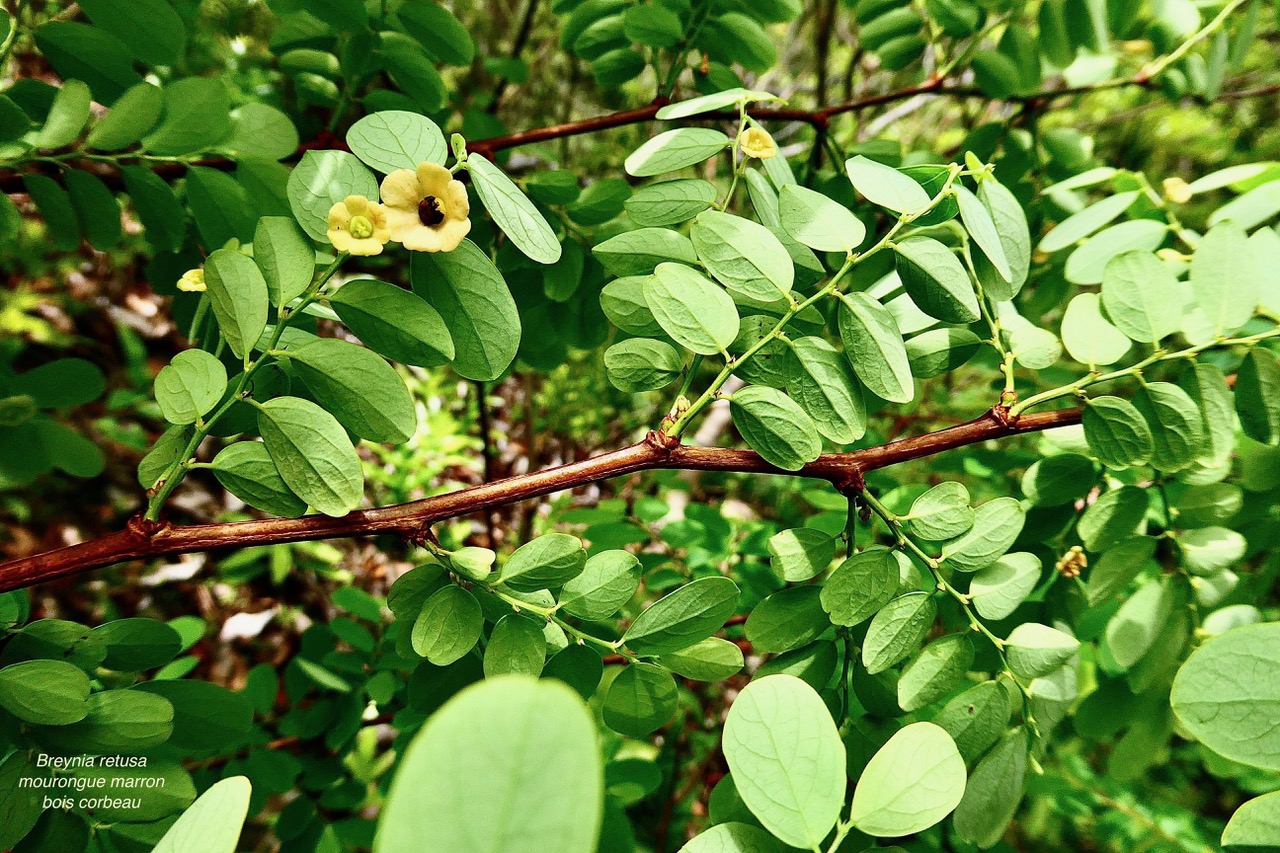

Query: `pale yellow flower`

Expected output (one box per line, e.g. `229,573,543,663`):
738,127,777,160
176,268,205,292
380,162,471,253
327,195,391,256
1162,177,1192,204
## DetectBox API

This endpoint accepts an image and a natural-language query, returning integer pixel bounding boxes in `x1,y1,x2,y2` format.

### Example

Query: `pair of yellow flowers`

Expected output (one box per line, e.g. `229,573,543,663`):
328,126,778,258
328,162,472,256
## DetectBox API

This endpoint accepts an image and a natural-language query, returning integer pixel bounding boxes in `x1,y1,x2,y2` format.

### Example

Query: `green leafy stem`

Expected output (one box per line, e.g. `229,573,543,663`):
663,162,968,439
143,253,348,520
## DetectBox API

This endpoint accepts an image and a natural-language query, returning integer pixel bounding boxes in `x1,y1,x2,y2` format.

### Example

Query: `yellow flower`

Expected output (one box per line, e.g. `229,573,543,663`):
327,195,391,256
176,268,205,292
380,162,471,253
738,126,777,160
1162,177,1193,204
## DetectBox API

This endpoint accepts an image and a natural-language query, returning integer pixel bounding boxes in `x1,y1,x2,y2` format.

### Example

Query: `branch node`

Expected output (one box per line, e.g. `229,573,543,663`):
405,526,440,550
645,428,681,455
834,467,866,497
125,515,170,541
991,404,1019,429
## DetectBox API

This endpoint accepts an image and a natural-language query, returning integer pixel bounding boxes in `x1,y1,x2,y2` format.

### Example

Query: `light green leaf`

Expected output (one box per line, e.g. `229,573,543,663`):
622,576,739,655
467,154,561,264
1061,292,1131,366
1222,791,1280,849
898,634,975,712
286,338,416,443
144,77,232,156
1064,219,1169,285
624,179,717,226
85,82,162,150
412,586,482,664
970,552,1041,620
154,350,227,425
777,184,866,252
909,481,975,541
500,532,587,592
215,102,298,162
940,497,1025,572
730,385,821,471
604,339,683,392
153,777,251,853
559,550,641,621
1038,191,1138,253
644,263,740,355
692,210,794,301
745,586,828,653
952,728,1029,848
863,592,937,674
975,177,1031,299
934,681,1011,763
785,337,866,443
204,247,269,361
1236,348,1280,446
723,675,846,848
625,128,730,177
331,278,454,367
1171,622,1280,771
253,216,314,308
0,659,90,724
1190,222,1257,335
1208,179,1280,230
838,292,914,403
1105,577,1173,670
1132,381,1204,472
767,527,836,582
346,110,446,172
956,184,1011,282
484,615,546,677
257,396,364,517
603,662,678,737
1180,526,1247,576
211,441,308,518
894,236,980,324
655,87,780,120
34,79,92,150
1079,486,1149,552
1100,250,1181,343
851,722,967,836
376,677,602,853
1180,361,1236,466
677,822,784,853
821,547,898,627
593,227,698,277
660,637,744,681
1005,623,1079,679
846,155,932,213
1083,396,1155,468
412,240,520,381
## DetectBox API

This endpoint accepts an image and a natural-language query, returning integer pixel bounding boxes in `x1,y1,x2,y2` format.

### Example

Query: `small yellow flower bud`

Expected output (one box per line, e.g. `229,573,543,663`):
738,126,777,160
176,268,206,293
1162,177,1192,204
1156,247,1189,263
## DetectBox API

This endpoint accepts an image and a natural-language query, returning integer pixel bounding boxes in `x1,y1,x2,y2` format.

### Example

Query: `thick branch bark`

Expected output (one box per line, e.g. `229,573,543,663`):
0,407,1079,592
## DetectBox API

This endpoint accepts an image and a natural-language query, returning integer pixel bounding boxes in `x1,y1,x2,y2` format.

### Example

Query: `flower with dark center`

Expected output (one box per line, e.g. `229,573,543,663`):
381,163,471,252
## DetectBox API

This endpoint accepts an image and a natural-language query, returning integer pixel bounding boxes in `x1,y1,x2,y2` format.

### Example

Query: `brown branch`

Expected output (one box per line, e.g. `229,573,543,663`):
0,408,1079,593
